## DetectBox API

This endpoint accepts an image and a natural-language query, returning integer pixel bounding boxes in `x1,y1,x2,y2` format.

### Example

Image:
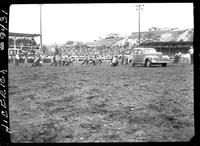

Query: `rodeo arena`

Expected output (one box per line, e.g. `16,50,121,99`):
8,29,194,142
8,32,193,68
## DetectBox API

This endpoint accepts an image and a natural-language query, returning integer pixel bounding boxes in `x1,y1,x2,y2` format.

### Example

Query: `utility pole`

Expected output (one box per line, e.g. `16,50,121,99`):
40,4,43,47
135,4,144,46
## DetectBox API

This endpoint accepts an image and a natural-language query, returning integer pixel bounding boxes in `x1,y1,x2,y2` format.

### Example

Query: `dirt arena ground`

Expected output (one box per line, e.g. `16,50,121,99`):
8,61,194,142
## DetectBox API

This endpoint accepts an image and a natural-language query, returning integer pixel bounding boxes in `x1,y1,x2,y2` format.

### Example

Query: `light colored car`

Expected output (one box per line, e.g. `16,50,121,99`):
131,47,168,67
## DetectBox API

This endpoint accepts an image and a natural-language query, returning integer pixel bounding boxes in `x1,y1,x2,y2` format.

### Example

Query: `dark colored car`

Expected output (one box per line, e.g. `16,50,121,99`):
131,47,168,67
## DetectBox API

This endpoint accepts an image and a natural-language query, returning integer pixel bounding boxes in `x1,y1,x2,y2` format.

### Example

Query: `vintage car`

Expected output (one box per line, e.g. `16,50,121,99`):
131,47,168,67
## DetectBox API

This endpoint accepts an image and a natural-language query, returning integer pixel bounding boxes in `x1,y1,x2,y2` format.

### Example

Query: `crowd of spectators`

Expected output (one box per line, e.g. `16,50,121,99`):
59,44,135,59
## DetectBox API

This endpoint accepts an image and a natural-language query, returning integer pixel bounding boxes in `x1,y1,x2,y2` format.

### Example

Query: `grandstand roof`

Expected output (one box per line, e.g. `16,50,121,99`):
9,32,41,37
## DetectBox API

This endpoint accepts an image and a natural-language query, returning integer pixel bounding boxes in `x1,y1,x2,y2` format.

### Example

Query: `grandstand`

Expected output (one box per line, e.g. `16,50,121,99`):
9,32,41,55
140,41,193,57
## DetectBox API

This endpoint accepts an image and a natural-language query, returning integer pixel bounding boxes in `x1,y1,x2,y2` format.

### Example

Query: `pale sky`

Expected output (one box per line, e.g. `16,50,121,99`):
9,3,194,45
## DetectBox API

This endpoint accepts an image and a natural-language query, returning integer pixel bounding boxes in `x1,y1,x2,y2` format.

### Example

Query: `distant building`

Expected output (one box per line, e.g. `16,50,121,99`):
149,27,160,31
149,27,170,31
105,33,121,39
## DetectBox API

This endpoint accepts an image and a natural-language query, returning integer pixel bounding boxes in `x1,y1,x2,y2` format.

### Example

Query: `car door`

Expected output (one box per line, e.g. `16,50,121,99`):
137,49,143,63
132,49,138,63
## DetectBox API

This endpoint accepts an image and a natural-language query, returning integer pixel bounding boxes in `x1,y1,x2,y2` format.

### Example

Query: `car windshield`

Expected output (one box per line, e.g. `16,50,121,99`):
144,49,156,53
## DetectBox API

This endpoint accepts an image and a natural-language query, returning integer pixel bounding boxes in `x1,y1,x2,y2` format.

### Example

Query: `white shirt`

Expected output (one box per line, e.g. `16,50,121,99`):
112,57,118,63
188,48,193,54
55,56,60,61
177,52,182,56
15,54,19,60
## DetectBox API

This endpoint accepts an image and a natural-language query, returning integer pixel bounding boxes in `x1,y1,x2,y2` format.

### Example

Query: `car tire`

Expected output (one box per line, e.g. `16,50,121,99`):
145,59,151,67
162,63,167,67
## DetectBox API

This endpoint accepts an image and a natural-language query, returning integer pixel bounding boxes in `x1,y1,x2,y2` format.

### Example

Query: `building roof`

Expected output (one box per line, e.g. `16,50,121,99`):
9,32,41,38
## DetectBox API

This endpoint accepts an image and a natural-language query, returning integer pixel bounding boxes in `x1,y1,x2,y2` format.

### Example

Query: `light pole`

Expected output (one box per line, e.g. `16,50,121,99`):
136,4,144,46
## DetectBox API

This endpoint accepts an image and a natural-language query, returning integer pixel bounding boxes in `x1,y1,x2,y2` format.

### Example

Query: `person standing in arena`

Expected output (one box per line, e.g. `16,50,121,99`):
188,46,193,64
174,52,180,64
55,55,60,67
58,55,62,67
15,53,20,67
81,56,89,65
23,55,28,66
32,55,37,67
61,56,66,66
50,55,57,66
110,55,119,67
120,51,125,65
32,54,40,67
36,55,43,67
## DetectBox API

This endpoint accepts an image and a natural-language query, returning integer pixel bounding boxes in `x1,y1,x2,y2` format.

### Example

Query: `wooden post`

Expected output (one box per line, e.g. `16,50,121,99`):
13,37,16,48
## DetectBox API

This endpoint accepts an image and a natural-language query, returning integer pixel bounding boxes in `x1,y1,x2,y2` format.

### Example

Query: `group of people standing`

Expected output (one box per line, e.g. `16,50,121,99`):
31,55,43,67
10,53,43,68
110,53,131,67
81,55,103,66
10,46,194,68
10,53,28,67
110,55,119,67
173,46,193,64
50,55,74,67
